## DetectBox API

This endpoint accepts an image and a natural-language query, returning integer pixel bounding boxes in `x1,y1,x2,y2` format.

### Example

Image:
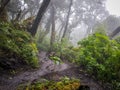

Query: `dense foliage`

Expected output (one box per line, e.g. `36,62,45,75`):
49,38,79,62
77,33,120,89
17,77,80,90
0,22,38,69
37,37,50,51
36,30,120,89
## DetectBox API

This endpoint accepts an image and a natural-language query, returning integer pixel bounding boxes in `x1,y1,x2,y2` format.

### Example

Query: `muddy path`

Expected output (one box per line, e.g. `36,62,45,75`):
0,52,104,90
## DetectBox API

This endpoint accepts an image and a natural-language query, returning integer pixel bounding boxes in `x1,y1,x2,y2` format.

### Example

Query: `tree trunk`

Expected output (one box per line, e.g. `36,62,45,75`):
58,24,65,41
0,0,10,15
62,0,73,39
50,4,56,52
29,0,51,36
0,0,10,21
109,26,120,38
38,4,53,43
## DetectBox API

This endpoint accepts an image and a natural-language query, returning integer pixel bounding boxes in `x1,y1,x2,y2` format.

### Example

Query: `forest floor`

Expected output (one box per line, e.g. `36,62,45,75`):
0,51,104,90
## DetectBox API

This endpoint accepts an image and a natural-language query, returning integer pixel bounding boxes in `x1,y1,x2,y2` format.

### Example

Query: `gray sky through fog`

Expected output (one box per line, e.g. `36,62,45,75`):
106,0,120,16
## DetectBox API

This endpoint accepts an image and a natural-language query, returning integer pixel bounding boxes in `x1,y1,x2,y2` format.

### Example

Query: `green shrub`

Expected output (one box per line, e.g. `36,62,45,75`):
115,36,120,44
50,38,78,62
77,32,120,89
0,22,38,69
60,46,79,62
37,37,50,51
49,56,62,65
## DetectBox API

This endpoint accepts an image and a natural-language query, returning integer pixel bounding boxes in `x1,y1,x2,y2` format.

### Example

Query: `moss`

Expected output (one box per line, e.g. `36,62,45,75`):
17,78,80,90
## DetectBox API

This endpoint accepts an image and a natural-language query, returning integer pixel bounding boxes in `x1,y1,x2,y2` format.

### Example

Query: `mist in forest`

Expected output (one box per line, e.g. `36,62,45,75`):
0,0,120,90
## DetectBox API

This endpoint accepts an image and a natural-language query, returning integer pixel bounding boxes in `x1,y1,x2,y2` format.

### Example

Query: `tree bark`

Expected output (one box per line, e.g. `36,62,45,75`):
0,0,10,15
29,0,51,36
50,4,56,52
62,0,73,39
109,26,120,38
0,0,10,21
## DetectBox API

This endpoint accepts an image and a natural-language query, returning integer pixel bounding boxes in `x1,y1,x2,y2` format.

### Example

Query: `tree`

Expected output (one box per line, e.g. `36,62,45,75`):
55,0,108,40
73,0,108,35
6,0,41,21
62,0,73,39
29,0,51,36
0,0,10,21
19,0,41,20
0,0,10,15
37,14,52,43
6,0,22,21
35,0,108,45
50,4,56,51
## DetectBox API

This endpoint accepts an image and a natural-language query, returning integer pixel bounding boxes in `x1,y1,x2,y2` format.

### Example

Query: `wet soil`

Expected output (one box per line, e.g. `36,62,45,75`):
0,52,104,90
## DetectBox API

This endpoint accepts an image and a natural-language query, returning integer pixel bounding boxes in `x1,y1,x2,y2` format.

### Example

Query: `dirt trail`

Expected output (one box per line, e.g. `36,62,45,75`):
0,52,104,90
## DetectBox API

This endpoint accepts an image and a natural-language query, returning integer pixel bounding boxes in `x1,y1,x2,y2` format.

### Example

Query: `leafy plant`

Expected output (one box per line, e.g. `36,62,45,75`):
60,46,79,62
115,36,120,44
0,22,38,69
50,38,78,62
77,32,120,89
50,56,62,65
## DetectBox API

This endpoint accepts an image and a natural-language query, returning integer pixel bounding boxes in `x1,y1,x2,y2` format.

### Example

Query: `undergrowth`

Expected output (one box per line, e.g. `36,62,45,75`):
77,32,120,89
17,77,80,90
0,22,38,69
